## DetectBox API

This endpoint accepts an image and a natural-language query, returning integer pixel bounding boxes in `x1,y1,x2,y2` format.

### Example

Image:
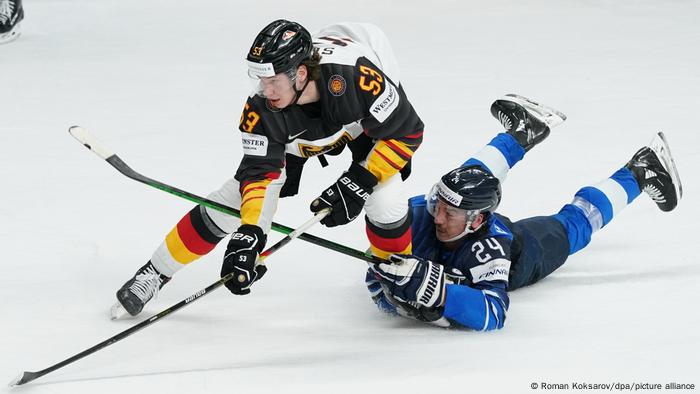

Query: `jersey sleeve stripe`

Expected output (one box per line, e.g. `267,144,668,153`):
383,139,414,159
402,131,424,139
241,195,265,206
242,186,268,197
373,148,404,170
240,178,274,226
367,151,402,183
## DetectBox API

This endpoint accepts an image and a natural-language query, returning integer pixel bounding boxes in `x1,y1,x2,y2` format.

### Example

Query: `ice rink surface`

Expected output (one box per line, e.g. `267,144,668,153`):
1,1,699,393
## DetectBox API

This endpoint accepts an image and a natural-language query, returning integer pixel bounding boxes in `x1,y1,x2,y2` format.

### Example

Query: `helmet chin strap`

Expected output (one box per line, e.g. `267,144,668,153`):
436,213,485,243
290,77,310,106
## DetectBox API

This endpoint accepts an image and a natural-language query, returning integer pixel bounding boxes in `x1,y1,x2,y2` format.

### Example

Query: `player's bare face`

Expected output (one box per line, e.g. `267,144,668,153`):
433,200,468,241
261,73,296,109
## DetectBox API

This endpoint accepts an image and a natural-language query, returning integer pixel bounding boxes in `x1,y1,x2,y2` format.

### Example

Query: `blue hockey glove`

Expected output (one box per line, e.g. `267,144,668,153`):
365,268,397,314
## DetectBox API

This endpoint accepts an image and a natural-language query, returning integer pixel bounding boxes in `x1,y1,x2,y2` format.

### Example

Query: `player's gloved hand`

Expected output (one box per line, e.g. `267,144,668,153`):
365,268,398,314
310,162,378,227
371,254,465,309
366,265,440,323
221,224,267,295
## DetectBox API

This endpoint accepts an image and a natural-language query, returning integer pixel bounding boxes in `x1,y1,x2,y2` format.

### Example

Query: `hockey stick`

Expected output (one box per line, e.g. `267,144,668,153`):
9,210,329,387
68,126,383,265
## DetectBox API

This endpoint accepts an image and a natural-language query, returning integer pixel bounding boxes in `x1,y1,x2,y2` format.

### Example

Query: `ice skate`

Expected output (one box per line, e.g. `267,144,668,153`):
111,261,170,319
490,94,567,151
626,132,682,212
0,0,24,44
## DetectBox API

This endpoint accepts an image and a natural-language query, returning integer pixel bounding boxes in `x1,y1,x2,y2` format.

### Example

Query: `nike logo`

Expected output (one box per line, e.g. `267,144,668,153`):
289,129,308,140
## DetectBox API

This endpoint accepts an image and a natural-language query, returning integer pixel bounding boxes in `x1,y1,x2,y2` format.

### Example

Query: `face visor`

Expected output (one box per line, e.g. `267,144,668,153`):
426,181,483,242
247,61,298,98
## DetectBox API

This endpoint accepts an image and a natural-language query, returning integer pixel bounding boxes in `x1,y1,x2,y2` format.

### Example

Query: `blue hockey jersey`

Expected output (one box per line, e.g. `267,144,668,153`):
366,133,526,330
411,196,512,330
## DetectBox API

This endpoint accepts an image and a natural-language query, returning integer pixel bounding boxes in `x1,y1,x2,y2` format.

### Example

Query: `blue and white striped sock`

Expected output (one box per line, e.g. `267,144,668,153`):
461,133,525,182
554,167,641,254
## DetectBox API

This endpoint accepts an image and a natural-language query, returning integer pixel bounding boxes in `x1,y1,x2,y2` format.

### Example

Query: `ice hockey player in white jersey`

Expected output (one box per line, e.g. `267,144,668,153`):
111,20,425,318
367,95,683,330
0,0,23,44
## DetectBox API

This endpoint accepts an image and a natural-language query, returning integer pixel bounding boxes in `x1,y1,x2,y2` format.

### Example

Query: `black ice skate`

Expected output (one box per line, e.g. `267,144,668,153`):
0,0,24,44
490,94,567,151
626,132,683,212
111,261,171,319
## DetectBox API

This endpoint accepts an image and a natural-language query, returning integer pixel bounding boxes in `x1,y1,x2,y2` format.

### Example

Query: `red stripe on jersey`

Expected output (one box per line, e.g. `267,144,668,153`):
176,213,217,256
264,171,281,180
241,172,280,192
241,195,265,207
404,131,424,139
384,140,413,159
366,225,412,252
242,186,267,197
374,149,403,171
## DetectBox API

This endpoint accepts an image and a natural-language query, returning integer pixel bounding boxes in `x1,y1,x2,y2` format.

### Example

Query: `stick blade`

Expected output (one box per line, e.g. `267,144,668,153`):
8,371,38,387
68,126,115,160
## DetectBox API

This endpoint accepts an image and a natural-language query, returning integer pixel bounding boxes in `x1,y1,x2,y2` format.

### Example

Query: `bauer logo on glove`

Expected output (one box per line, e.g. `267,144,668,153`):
221,224,268,295
310,162,378,227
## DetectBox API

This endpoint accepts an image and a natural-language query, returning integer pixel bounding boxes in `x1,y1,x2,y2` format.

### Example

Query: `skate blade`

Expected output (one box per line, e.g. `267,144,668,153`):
649,132,683,201
0,22,22,45
503,93,567,128
109,302,129,320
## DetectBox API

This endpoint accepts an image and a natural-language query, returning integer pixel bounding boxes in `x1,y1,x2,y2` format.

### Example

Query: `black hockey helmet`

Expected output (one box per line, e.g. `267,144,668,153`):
246,19,313,78
427,165,501,241
427,165,502,216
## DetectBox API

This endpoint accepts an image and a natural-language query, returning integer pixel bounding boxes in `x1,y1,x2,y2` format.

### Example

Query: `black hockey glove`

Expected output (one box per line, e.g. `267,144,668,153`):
310,162,378,227
371,254,465,309
221,224,267,295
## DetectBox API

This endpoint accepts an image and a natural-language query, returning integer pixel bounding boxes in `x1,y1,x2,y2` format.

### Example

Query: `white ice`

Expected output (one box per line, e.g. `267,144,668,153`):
1,1,699,393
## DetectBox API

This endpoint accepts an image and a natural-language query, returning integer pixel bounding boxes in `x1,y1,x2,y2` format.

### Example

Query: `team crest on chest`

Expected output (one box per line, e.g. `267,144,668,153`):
328,75,346,96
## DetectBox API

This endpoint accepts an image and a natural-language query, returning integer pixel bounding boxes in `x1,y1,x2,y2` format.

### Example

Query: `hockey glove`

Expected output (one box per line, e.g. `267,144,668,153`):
366,265,442,323
221,224,267,295
365,268,398,314
371,254,465,309
310,162,378,227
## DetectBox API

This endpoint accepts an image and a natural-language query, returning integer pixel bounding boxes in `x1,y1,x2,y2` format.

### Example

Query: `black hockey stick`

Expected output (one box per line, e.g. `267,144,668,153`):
9,210,329,387
68,126,383,265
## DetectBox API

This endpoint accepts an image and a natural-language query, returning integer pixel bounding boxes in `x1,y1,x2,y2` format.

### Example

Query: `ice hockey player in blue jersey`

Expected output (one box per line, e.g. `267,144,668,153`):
366,95,683,330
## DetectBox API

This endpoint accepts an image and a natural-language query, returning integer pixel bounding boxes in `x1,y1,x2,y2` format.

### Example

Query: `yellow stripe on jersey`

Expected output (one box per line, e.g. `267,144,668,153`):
165,226,200,265
240,179,273,226
369,242,413,260
366,140,414,183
